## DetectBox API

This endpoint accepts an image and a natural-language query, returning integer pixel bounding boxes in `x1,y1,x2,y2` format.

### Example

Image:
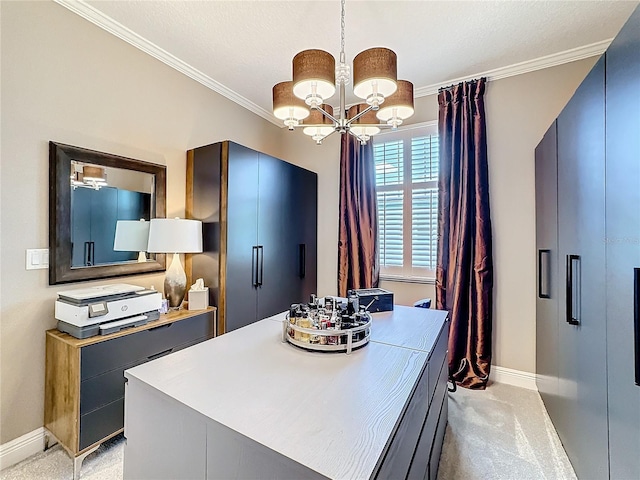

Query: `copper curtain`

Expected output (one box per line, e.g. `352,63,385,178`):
436,77,493,390
338,134,380,297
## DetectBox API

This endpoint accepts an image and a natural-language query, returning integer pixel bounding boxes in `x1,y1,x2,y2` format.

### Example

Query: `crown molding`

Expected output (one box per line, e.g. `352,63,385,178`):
55,0,610,125
53,0,280,126
415,39,611,98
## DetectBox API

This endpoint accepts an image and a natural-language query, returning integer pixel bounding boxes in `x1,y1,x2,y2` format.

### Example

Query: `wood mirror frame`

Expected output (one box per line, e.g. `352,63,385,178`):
49,141,167,285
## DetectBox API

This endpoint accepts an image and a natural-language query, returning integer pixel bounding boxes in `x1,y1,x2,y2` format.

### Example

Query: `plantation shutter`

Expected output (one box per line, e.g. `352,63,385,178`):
374,127,438,278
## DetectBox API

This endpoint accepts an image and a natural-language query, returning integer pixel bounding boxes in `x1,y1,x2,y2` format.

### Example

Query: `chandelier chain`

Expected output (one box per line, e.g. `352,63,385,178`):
340,0,346,56
336,0,350,86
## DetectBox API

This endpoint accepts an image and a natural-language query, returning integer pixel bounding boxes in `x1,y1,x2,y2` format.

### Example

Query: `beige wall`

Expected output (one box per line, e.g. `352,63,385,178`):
281,58,598,376
0,0,600,447
0,1,285,444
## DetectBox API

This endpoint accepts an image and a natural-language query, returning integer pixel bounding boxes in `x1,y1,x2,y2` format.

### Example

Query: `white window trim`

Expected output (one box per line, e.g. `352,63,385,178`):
375,121,439,282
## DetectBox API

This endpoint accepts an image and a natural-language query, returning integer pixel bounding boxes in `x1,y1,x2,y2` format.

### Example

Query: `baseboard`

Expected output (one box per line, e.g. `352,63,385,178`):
0,427,45,471
490,365,538,391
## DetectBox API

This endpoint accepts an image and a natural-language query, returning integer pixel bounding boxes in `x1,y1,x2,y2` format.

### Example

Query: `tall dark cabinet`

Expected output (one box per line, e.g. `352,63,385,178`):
556,55,608,479
534,122,560,426
186,141,317,334
605,6,640,478
535,6,640,479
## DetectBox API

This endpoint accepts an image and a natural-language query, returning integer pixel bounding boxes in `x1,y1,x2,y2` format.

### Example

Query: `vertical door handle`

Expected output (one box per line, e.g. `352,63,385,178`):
566,255,580,325
538,249,551,298
84,241,91,266
252,246,259,287
634,268,639,386
299,244,306,278
257,246,264,286
84,241,95,266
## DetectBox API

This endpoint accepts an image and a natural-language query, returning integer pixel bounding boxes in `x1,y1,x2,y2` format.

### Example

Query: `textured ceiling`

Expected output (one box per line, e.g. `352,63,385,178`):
75,0,638,123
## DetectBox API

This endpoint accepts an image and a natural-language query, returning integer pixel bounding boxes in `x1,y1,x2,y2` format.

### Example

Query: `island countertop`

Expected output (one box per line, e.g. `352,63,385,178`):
124,305,449,480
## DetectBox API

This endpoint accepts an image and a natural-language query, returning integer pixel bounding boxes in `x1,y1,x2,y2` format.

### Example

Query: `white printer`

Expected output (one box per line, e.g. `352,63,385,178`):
55,283,163,339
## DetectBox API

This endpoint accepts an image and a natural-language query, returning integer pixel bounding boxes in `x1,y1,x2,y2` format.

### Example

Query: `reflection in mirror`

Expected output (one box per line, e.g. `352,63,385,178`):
69,161,154,267
49,141,166,285
114,219,151,263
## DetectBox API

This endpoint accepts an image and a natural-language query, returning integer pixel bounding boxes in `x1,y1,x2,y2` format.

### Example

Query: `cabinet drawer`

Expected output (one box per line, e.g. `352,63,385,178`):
407,356,448,480
80,335,211,415
428,323,448,404
428,391,449,480
79,397,124,451
81,312,212,380
375,361,430,480
80,365,130,415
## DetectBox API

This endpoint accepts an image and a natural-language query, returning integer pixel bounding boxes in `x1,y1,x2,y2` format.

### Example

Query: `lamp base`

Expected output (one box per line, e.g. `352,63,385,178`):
165,253,187,308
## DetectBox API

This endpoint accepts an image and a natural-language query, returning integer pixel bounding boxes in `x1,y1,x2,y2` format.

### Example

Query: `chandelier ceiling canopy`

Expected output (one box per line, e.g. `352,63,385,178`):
272,0,415,145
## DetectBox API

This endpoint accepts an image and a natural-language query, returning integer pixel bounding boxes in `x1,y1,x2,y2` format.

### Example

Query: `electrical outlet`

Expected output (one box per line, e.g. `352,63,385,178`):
26,249,49,270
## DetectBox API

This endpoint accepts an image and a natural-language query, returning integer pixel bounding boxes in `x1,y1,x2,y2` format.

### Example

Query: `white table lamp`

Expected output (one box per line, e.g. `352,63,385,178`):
147,218,203,308
113,219,150,262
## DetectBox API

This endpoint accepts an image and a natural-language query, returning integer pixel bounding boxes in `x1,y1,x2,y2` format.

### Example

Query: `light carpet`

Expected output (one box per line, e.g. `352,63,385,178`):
2,382,575,480
438,382,576,480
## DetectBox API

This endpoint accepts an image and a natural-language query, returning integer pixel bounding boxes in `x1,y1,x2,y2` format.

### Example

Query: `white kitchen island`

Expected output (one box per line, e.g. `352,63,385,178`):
123,305,449,480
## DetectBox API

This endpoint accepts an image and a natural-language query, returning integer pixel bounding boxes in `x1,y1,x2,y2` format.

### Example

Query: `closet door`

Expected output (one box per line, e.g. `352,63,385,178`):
71,187,92,266
190,143,223,329
90,187,118,265
605,7,640,479
556,55,608,479
292,166,318,302
256,154,300,320
225,142,259,332
535,121,560,423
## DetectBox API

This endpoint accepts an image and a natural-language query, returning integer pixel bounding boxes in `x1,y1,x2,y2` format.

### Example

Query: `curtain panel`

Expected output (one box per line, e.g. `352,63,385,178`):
436,77,494,389
338,134,379,297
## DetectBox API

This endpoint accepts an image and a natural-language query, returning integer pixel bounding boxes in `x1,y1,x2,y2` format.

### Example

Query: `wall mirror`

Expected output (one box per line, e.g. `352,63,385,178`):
49,141,167,285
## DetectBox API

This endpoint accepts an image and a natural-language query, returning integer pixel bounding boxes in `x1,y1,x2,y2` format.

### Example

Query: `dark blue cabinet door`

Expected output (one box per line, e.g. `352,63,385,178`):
292,166,318,303
606,7,640,479
226,142,259,332
535,122,560,425
71,187,92,266
255,154,303,319
556,55,608,479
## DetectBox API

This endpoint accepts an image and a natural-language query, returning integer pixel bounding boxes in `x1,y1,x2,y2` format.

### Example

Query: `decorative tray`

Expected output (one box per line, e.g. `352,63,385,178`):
282,312,371,355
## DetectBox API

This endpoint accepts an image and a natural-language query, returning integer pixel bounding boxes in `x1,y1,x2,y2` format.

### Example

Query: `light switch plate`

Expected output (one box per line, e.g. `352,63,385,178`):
26,249,49,270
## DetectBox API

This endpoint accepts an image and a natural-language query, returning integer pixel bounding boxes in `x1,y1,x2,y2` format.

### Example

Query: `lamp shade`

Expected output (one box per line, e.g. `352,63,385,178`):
376,80,415,124
147,218,203,254
114,220,150,251
292,49,336,104
273,81,310,122
348,103,381,137
302,104,335,137
353,48,398,102
82,165,107,183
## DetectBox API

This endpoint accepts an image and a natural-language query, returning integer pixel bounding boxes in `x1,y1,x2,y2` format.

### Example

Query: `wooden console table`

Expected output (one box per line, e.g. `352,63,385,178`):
124,305,449,479
44,307,215,479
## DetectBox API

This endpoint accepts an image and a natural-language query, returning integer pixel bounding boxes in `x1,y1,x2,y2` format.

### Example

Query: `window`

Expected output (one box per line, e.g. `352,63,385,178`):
374,123,438,281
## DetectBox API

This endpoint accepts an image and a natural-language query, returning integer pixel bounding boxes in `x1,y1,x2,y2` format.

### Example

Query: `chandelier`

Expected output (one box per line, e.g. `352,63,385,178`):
70,163,108,190
272,0,415,145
